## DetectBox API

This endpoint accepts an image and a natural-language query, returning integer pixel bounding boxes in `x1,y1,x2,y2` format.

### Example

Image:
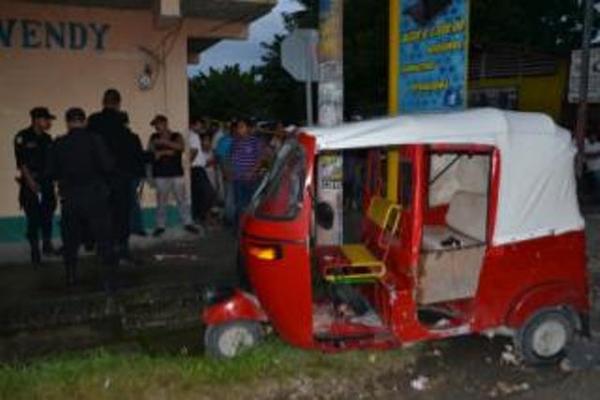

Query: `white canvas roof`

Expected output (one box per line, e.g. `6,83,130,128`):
305,108,584,246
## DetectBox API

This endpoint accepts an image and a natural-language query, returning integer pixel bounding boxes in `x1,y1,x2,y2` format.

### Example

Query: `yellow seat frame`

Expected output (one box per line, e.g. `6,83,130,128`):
324,196,401,283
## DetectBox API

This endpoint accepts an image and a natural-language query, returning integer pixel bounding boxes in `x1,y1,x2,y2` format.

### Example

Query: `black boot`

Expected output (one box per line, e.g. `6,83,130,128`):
30,241,41,266
42,240,57,256
66,264,78,287
31,247,41,266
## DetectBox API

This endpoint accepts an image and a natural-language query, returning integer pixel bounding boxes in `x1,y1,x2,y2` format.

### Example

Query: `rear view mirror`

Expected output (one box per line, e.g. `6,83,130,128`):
316,202,334,230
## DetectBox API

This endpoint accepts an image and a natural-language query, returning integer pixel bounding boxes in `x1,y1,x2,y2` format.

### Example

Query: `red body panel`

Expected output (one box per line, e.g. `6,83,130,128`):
473,231,589,331
237,133,316,348
203,290,268,325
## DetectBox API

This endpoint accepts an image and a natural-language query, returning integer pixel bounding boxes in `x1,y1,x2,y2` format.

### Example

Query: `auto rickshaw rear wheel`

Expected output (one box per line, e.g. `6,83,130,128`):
204,321,262,359
514,309,575,366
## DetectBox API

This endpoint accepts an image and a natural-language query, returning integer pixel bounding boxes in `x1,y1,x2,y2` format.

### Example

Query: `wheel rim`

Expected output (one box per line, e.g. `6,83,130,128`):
531,320,568,358
217,325,255,358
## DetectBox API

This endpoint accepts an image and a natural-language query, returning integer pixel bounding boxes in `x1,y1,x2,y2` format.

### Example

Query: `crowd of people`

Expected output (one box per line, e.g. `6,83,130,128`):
13,88,291,291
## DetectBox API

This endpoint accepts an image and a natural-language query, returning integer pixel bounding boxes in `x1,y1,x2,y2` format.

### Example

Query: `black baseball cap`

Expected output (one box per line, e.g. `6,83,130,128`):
151,114,168,126
65,107,86,122
30,107,56,120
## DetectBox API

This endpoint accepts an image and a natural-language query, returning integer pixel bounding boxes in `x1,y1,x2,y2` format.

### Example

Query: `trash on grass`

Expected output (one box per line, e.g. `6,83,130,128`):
410,375,430,391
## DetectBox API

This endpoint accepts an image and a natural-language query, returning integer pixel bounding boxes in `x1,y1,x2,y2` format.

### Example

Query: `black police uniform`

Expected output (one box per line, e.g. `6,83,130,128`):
50,124,116,288
13,126,57,263
88,109,141,261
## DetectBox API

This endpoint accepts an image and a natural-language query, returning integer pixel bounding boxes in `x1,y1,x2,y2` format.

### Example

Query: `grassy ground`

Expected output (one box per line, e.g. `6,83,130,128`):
0,338,417,400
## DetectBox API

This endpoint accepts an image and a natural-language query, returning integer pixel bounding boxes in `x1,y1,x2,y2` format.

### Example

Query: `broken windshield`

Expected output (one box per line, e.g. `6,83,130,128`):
250,141,306,220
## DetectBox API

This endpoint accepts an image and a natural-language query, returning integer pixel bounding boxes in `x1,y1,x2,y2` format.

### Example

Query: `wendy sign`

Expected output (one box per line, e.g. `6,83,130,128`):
0,19,110,51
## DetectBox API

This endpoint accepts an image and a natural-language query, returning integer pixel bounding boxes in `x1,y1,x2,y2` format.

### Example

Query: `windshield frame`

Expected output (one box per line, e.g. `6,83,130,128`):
249,139,307,221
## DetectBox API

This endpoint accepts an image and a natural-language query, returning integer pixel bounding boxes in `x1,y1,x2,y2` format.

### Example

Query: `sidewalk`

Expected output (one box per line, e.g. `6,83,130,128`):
0,227,238,360
0,225,204,265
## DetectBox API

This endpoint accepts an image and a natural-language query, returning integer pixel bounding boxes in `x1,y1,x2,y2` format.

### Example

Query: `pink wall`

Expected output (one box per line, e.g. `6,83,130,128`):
0,1,247,216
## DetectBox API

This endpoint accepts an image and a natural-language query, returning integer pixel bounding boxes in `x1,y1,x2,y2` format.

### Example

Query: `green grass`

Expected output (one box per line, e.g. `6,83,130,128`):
0,338,418,400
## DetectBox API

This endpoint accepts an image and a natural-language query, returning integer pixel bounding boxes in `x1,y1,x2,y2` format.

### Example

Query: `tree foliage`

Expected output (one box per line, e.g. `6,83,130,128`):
189,0,593,122
257,33,309,123
189,65,264,121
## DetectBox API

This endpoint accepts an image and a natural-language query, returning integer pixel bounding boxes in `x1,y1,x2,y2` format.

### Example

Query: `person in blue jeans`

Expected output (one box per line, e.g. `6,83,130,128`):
214,122,235,225
230,119,263,228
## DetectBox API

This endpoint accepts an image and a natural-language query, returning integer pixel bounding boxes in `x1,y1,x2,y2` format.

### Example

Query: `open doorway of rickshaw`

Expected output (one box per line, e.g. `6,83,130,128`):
312,147,407,346
416,145,496,329
312,144,498,342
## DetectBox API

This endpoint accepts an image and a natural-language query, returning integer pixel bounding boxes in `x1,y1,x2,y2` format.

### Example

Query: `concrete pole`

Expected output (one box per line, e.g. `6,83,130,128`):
318,0,344,127
316,0,344,245
305,43,314,126
576,0,594,175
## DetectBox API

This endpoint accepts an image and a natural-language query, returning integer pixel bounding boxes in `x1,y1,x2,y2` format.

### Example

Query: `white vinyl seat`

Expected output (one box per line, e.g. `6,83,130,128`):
422,191,487,251
422,226,482,251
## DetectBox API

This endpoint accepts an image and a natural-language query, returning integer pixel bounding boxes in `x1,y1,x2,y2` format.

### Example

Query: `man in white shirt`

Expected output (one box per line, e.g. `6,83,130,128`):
189,118,216,225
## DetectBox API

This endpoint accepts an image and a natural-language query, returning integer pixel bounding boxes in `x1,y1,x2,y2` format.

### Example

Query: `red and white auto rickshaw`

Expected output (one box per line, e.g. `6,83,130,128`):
203,108,589,364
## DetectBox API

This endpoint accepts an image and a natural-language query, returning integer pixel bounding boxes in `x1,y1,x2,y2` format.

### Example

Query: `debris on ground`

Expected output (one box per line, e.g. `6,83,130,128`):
153,254,200,262
313,304,335,333
433,318,451,329
488,381,530,397
350,310,383,327
410,375,430,391
500,344,520,366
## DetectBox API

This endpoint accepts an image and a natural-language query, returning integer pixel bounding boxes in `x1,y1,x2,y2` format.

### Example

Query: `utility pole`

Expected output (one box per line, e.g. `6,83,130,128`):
576,0,594,174
318,0,344,127
316,0,344,245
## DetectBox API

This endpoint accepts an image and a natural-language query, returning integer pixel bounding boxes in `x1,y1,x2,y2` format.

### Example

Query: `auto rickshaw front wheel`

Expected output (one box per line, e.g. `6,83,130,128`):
514,309,575,366
204,321,262,359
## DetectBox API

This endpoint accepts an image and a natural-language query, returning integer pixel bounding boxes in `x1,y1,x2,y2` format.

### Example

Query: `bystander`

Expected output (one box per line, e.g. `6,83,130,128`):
231,118,264,227
148,114,199,237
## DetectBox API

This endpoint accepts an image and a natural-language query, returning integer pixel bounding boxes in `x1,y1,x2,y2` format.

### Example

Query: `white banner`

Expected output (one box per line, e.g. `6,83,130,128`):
568,48,600,103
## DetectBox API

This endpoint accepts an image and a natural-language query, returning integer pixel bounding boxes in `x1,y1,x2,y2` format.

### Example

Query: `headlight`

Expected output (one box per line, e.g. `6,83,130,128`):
202,286,235,306
248,244,282,261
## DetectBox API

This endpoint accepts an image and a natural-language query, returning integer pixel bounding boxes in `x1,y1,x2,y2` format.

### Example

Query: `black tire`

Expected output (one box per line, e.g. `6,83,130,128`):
514,309,575,366
204,321,262,359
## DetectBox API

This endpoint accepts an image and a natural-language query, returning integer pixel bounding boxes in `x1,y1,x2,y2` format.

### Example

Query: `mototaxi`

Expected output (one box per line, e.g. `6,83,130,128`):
203,108,589,365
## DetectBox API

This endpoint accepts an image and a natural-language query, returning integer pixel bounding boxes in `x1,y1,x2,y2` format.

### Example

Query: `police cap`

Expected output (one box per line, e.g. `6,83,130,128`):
30,107,56,120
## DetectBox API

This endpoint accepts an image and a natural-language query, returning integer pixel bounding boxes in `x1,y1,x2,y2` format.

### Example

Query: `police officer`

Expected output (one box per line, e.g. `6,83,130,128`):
50,108,116,289
13,107,58,265
88,89,141,264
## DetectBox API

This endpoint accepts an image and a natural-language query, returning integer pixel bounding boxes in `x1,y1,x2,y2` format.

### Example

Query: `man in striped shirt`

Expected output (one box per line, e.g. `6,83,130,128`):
231,118,263,226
